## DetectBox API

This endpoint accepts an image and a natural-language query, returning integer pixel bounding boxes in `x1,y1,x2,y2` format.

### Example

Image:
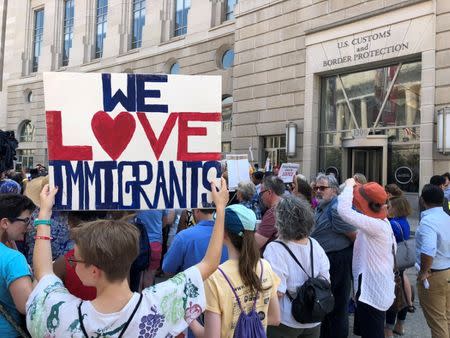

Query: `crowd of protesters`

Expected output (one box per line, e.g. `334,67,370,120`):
0,163,449,338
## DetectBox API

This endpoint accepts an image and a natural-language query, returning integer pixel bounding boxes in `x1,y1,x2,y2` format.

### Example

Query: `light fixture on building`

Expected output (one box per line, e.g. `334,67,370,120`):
437,107,450,154
286,121,297,157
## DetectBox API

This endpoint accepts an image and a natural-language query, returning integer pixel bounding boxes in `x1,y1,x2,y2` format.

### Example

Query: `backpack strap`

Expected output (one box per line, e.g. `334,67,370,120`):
78,293,143,338
273,240,310,278
218,267,245,313
218,260,264,313
309,238,314,277
391,220,405,242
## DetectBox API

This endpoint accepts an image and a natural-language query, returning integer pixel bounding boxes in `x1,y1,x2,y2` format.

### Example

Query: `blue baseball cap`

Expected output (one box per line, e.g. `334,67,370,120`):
224,204,257,237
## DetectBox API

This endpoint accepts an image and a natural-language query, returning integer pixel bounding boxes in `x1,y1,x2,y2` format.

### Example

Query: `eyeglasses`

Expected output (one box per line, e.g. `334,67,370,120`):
10,217,31,225
259,190,270,197
313,186,330,192
67,257,86,268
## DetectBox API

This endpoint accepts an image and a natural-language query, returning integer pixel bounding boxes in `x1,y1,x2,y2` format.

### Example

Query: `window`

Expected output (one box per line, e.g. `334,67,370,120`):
95,0,108,58
225,0,237,21
19,121,34,142
222,142,231,153
174,0,190,37
169,62,180,74
222,96,232,132
222,49,234,69
319,61,421,192
263,135,286,168
32,9,44,72
62,0,74,66
15,149,34,171
131,0,146,49
25,90,33,103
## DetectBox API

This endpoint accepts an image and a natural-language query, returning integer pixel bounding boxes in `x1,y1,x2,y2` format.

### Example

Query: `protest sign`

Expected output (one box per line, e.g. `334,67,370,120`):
278,163,300,183
44,72,222,210
226,154,250,191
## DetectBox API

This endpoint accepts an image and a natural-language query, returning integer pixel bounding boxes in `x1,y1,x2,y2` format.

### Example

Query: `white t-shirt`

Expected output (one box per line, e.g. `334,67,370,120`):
26,266,205,338
264,238,330,329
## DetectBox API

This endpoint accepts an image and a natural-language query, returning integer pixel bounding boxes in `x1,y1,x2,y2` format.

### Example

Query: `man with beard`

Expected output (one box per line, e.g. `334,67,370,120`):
311,173,357,338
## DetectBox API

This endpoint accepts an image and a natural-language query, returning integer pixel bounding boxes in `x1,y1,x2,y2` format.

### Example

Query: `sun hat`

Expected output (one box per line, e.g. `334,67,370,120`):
24,176,49,207
224,204,257,237
352,182,388,219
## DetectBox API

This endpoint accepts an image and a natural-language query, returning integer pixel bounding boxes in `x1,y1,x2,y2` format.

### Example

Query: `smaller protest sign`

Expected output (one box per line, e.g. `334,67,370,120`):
226,154,250,191
278,163,300,183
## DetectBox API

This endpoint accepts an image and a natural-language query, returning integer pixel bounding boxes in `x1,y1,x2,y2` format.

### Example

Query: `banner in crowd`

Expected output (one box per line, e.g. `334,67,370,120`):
278,163,300,183
226,154,250,191
44,72,222,210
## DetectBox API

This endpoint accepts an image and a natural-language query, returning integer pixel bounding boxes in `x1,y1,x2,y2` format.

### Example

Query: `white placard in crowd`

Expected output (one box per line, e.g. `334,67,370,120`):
278,163,300,183
226,154,250,191
44,72,222,210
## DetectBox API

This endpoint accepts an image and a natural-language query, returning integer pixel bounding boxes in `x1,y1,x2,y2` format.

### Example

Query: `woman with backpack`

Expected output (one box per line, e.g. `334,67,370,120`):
264,195,330,338
190,204,280,337
337,178,395,338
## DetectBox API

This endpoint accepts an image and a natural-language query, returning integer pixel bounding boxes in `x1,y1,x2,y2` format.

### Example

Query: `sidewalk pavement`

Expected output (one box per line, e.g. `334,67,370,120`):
348,267,431,338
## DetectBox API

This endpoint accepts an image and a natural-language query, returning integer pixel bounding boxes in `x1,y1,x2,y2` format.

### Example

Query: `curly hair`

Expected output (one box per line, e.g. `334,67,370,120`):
275,195,314,241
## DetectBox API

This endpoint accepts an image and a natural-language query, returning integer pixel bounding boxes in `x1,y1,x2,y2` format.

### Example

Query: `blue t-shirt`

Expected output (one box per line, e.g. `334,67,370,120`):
162,220,228,273
389,217,411,243
0,243,31,337
136,210,169,243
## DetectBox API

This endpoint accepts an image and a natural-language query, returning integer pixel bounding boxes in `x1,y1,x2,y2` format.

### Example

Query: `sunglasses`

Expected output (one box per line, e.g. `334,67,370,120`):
313,186,331,192
10,217,31,225
67,257,86,268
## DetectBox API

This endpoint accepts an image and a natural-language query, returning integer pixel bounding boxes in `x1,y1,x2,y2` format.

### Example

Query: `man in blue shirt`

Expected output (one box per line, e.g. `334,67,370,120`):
163,208,228,274
416,184,450,338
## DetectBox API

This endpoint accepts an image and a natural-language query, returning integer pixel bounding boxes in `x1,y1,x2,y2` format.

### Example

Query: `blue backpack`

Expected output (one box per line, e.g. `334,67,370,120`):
218,260,267,338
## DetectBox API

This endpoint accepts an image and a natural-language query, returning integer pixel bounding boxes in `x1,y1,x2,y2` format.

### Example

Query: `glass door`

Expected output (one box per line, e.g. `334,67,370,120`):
350,148,382,183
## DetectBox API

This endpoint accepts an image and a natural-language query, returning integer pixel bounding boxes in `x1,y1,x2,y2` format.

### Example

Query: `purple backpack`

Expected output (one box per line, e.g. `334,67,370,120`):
218,260,267,338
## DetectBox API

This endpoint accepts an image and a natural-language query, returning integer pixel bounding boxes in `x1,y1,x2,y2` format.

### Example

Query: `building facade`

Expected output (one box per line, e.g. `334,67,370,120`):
0,0,449,197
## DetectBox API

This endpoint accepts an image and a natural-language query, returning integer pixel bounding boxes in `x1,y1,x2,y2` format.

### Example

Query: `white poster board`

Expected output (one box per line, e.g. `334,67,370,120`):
44,72,222,210
278,163,300,183
226,154,250,191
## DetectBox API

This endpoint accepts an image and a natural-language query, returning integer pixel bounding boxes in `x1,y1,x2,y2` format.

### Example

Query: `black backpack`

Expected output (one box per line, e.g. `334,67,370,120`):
274,239,334,324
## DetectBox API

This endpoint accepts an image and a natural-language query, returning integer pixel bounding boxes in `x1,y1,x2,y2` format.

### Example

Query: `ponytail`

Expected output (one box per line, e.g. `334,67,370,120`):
227,230,263,293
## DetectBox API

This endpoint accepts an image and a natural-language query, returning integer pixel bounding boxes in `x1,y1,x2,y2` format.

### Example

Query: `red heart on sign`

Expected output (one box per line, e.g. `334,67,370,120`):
91,111,136,160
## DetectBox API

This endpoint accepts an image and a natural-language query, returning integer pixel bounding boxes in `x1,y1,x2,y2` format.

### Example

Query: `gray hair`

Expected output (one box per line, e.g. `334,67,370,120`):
315,173,339,194
237,180,256,202
275,195,315,241
263,176,286,196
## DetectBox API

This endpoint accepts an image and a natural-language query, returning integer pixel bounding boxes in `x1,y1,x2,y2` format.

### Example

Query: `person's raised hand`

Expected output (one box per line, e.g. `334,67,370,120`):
345,178,356,187
211,177,228,209
39,184,58,213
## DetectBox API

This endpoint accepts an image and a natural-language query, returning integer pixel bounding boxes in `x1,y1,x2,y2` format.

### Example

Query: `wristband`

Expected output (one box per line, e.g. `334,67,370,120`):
34,219,51,226
34,235,53,240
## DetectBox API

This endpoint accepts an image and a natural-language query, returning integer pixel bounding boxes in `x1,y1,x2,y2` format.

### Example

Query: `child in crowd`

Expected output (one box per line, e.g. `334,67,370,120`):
26,178,228,338
190,204,280,337
52,211,107,300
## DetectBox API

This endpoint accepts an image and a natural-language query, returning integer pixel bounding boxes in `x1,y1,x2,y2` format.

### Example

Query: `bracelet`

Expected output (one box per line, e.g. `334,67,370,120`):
34,219,51,226
34,235,53,240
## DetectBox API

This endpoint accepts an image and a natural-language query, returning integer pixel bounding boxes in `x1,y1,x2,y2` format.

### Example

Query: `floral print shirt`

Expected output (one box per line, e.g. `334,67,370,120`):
26,267,205,338
25,209,72,265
